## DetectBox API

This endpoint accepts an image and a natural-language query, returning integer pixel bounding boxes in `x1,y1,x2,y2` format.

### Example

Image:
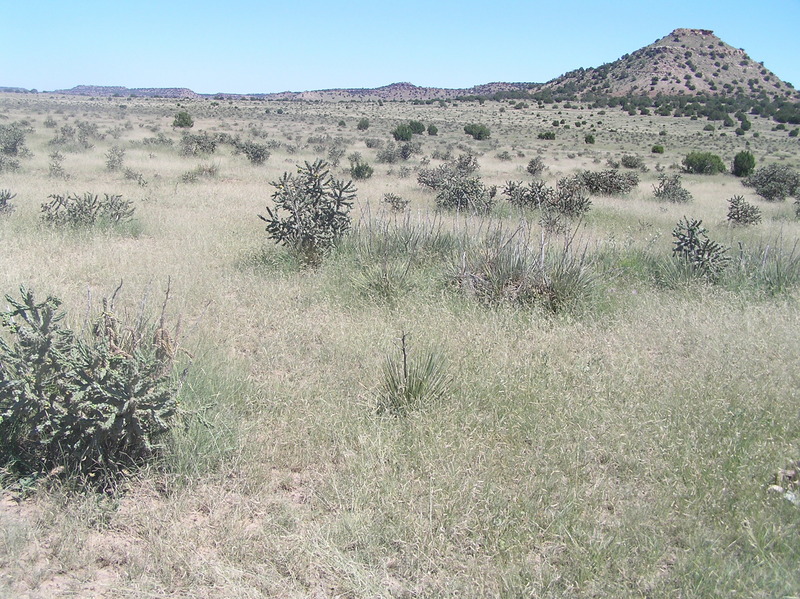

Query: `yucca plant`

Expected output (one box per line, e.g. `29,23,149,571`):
376,333,449,416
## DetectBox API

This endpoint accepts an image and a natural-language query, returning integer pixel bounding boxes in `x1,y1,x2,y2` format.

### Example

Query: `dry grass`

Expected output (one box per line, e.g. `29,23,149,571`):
1,92,799,598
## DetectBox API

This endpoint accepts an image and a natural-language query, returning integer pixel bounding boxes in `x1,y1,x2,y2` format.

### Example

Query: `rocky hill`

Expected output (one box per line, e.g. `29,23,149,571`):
31,29,800,103
544,28,799,101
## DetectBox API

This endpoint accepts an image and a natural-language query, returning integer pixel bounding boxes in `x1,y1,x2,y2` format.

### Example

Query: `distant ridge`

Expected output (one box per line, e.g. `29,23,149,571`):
14,29,797,103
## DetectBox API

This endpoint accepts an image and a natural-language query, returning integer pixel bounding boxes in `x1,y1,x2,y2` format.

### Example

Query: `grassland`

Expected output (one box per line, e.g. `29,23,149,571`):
1,92,799,598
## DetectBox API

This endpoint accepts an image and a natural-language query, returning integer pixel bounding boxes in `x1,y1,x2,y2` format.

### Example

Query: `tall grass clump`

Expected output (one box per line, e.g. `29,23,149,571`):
724,239,800,296
450,222,597,313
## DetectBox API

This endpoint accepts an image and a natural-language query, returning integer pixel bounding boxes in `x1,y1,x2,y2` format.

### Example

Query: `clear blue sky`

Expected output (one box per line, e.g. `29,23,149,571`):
2,0,799,94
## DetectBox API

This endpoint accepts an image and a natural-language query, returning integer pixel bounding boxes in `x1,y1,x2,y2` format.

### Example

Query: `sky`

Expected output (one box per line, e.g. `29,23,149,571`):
2,0,799,95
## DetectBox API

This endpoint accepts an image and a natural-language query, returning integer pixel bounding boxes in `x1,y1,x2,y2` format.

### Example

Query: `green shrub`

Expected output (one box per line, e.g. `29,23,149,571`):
789,128,799,138
653,174,693,203
496,150,512,161
172,110,194,128
41,192,134,227
356,118,370,131
743,164,800,201
0,286,181,481
584,134,595,144
651,144,665,154
382,193,409,213
464,123,490,140
408,120,425,135
391,123,414,142
671,216,729,279
48,151,69,180
537,131,556,140
259,160,356,265
349,156,374,180
237,140,270,165
726,195,761,225
526,156,546,177
105,146,125,171
0,189,16,215
576,170,639,195
427,124,438,136
732,151,756,177
180,132,217,156
682,151,726,174
0,122,28,156
620,154,645,170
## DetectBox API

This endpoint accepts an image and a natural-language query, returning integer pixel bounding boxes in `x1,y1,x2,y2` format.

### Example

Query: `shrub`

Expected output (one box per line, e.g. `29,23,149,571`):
653,174,693,203
0,189,15,215
496,150,512,161
123,168,148,187
620,154,645,169
743,164,800,201
180,132,217,156
364,137,383,149
576,170,639,195
584,134,595,144
0,122,28,156
671,216,729,279
732,150,755,177
41,192,134,227
682,151,726,174
48,151,69,180
417,153,478,189
427,124,438,136
356,118,370,131
526,156,546,177
376,333,448,416
0,285,181,481
349,156,374,180
464,123,490,140
105,146,125,171
502,179,554,209
551,176,592,218
259,160,356,265
434,176,493,213
651,144,665,154
382,193,409,213
537,131,556,140
727,195,761,225
237,140,270,165
408,120,425,135
391,123,414,142
173,110,194,128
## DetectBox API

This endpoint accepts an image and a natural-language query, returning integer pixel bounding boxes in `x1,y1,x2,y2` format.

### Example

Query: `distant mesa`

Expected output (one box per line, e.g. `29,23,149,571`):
5,29,796,103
